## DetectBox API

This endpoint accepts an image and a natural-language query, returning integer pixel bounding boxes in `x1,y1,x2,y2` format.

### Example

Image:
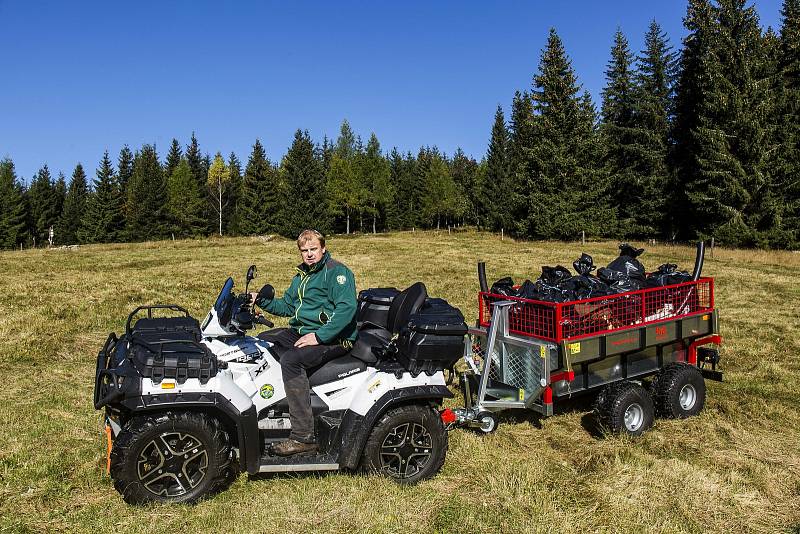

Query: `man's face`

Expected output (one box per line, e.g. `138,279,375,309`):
299,237,325,266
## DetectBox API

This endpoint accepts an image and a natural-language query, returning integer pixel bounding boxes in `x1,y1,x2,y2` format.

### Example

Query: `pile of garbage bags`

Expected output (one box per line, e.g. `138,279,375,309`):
490,243,693,304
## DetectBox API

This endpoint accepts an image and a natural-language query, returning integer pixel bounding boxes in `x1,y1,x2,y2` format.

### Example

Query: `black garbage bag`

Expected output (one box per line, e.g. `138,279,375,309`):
558,254,613,300
598,267,641,293
516,279,541,300
489,276,516,296
531,266,573,302
573,253,596,276
607,243,647,284
645,263,692,287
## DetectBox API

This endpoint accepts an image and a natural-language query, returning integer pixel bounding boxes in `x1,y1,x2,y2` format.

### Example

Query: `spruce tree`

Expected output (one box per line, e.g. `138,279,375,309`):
386,148,418,230
0,158,29,249
225,152,243,235
27,165,61,246
80,151,125,243
118,145,134,197
631,20,676,237
484,105,511,230
282,129,329,236
776,0,800,245
449,147,479,227
165,138,183,178
166,158,206,238
57,163,88,244
527,28,613,239
361,133,392,233
675,0,775,246
601,29,642,235
126,144,170,241
237,139,280,235
508,91,535,234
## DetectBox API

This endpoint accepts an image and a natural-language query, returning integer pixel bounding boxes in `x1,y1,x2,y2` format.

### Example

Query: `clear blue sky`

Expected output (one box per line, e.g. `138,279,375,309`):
0,0,783,184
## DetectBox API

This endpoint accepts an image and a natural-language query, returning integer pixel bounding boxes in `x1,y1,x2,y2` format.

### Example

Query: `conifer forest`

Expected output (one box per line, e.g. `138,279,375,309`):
1,0,798,249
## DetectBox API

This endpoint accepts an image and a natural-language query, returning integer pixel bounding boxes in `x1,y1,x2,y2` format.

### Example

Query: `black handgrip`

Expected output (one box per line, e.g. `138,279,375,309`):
255,316,274,328
257,284,275,304
692,241,705,281
478,262,488,293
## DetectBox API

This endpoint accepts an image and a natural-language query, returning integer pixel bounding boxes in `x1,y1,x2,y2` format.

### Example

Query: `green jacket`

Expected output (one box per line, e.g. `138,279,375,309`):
256,251,358,344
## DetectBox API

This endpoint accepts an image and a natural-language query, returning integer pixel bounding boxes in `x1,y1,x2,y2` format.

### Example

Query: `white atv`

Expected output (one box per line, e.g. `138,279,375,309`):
93,266,466,504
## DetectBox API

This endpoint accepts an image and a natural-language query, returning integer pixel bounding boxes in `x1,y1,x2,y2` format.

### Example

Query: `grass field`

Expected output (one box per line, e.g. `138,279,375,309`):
0,231,798,533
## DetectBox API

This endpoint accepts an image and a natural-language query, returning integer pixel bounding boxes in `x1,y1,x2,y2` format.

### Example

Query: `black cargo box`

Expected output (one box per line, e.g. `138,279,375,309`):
396,299,467,375
357,287,399,329
128,316,216,384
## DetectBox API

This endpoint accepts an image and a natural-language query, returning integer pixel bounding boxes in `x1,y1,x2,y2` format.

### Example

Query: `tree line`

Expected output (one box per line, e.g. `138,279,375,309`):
1,0,798,249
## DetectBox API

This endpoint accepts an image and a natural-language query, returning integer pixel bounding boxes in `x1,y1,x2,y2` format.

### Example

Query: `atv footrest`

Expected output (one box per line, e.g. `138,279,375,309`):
258,452,339,473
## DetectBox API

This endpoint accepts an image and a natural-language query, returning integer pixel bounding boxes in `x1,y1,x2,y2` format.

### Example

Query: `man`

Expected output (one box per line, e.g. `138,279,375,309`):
252,229,358,456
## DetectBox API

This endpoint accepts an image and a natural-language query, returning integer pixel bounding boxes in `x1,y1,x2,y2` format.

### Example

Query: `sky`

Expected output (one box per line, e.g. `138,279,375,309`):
0,0,785,184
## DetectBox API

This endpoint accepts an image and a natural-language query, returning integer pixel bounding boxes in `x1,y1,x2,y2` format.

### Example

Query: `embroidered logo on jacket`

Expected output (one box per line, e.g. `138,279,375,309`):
336,275,346,285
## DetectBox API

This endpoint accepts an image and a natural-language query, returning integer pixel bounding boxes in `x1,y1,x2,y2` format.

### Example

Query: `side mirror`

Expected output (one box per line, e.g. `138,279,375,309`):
245,265,257,293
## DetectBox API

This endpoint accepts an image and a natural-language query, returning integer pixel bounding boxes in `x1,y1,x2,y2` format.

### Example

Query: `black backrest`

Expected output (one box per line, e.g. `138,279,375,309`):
386,282,427,335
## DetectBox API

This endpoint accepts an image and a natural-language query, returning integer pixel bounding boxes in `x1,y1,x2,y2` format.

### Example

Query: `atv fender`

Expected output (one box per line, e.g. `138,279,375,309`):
337,384,453,470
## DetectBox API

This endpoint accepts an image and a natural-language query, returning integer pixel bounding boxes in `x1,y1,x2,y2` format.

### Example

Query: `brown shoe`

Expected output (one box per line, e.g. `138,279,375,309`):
272,439,318,457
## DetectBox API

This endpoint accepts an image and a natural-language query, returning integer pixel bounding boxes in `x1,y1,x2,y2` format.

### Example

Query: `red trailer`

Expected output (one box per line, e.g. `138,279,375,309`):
452,243,723,435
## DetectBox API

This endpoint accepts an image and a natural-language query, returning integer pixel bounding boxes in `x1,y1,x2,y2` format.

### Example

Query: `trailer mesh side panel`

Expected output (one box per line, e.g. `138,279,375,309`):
473,334,543,396
479,278,714,342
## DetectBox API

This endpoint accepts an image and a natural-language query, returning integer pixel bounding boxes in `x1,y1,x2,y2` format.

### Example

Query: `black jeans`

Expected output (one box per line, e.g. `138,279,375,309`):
257,328,347,443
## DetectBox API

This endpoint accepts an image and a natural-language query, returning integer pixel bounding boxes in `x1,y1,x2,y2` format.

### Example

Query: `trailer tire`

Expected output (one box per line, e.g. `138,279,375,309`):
360,404,447,485
110,411,237,504
652,363,706,418
475,411,498,434
594,381,654,436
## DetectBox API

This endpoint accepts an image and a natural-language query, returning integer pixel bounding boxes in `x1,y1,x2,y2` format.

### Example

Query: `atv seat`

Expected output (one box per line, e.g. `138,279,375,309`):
350,282,427,365
307,355,367,387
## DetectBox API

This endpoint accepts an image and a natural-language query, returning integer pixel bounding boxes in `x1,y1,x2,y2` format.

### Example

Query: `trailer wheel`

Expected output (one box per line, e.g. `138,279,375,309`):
652,363,706,418
110,411,238,504
361,404,448,485
594,381,654,436
475,411,498,434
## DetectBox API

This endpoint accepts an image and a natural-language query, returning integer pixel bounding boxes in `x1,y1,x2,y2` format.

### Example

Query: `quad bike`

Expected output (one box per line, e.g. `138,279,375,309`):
94,266,466,504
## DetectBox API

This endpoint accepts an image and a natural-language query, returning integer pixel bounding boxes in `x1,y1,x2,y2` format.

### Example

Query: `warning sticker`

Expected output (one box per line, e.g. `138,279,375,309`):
567,342,581,354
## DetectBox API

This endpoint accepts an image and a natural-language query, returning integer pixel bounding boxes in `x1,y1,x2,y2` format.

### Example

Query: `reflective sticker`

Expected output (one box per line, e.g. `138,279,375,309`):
540,345,546,358
567,342,581,354
702,315,709,321
519,389,525,401
336,275,347,285
368,380,381,393
259,384,274,399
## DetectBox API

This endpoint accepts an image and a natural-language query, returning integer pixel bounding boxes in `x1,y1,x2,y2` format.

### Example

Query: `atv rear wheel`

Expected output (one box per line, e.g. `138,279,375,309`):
361,404,447,485
110,411,238,504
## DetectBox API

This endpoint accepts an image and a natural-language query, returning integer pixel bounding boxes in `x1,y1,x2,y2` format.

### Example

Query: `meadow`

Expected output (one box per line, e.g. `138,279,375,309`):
0,231,798,533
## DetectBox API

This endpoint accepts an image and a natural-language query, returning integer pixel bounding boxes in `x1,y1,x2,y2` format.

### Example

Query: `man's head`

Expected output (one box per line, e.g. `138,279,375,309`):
297,229,326,267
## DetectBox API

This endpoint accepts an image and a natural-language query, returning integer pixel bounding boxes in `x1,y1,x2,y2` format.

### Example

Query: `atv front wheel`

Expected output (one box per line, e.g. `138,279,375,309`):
110,411,238,504
361,404,447,485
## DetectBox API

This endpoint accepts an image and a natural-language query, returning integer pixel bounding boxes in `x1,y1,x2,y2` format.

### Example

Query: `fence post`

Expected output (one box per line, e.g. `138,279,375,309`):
581,231,585,245
501,228,504,241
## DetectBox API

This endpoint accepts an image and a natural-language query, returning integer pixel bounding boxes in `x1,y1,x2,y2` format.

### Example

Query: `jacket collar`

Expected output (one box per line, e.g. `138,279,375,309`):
296,251,330,275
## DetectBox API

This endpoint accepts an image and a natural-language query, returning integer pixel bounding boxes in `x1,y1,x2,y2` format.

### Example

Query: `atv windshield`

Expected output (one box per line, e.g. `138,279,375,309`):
214,277,235,325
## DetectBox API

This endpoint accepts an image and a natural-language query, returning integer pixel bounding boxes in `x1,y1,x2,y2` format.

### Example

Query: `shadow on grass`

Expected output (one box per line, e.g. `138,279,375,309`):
482,393,606,439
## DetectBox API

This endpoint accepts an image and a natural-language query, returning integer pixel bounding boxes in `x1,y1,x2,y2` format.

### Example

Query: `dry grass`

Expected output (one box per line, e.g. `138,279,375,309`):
0,231,798,533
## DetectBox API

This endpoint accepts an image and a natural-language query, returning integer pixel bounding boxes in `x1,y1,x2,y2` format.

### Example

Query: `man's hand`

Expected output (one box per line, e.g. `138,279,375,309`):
249,292,258,306
294,333,319,348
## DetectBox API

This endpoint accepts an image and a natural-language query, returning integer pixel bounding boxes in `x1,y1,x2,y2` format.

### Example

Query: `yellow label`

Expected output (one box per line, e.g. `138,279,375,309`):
539,345,546,358
368,380,381,393
702,315,709,321
161,382,175,389
519,388,525,401
567,342,581,354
